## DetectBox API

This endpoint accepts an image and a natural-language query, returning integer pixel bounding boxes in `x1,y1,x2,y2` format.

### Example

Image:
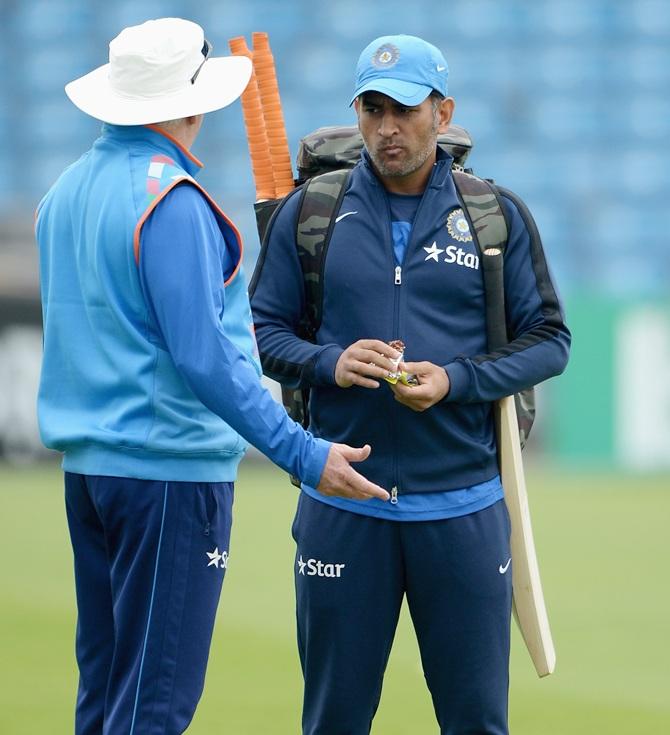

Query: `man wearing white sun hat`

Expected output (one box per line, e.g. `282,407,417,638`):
35,18,388,734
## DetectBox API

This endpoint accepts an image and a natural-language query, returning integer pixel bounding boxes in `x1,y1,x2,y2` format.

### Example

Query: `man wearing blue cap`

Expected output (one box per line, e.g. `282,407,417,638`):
251,34,570,734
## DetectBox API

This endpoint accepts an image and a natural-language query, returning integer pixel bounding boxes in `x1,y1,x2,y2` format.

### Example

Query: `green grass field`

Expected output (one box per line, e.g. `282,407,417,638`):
1,460,668,734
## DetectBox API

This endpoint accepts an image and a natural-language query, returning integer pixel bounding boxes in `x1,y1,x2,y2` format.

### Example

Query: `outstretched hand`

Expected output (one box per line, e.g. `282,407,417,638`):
389,361,450,412
317,443,390,501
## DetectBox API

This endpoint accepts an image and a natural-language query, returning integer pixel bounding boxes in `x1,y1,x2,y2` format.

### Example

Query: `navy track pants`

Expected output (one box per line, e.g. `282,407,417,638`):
293,493,513,735
64,473,233,735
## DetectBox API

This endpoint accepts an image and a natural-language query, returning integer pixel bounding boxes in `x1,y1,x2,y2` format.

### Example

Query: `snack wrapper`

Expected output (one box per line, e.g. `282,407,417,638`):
383,340,419,386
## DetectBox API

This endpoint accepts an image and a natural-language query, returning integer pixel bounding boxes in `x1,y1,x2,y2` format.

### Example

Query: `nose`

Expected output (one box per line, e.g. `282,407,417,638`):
378,111,399,138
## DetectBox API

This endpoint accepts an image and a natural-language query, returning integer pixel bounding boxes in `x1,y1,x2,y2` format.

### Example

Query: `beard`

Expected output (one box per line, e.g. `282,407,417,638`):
368,117,440,178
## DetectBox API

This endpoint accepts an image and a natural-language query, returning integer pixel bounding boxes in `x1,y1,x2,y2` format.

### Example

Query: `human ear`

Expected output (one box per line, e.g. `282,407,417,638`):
438,97,455,133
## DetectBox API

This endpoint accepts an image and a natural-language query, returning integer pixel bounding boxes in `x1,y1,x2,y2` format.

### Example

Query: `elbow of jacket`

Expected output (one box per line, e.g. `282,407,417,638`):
552,329,572,377
175,352,217,381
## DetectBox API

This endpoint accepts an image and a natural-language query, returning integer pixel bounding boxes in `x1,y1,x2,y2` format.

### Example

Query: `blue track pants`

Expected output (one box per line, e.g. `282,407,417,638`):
293,494,512,735
64,473,233,735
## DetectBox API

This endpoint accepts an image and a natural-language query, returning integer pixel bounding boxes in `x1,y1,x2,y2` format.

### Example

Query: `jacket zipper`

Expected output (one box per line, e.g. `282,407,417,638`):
392,259,401,501
387,173,434,503
383,193,402,501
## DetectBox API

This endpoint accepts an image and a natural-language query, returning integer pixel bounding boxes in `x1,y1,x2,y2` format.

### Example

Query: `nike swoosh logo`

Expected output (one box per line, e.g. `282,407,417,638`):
335,211,358,223
436,65,447,72
499,558,511,574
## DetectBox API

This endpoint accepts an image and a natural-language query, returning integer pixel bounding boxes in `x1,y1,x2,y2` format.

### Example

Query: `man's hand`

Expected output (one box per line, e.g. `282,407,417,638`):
317,443,390,501
389,361,450,412
335,339,401,389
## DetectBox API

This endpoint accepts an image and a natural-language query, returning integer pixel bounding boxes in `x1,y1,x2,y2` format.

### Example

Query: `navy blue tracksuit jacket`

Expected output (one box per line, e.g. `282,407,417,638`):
250,148,571,496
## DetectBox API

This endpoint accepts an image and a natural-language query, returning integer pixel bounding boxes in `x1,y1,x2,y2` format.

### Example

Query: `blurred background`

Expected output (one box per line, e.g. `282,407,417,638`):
0,1,668,733
1,0,669,468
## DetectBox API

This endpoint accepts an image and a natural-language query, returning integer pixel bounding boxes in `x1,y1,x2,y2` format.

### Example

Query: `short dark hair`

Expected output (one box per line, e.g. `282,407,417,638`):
429,90,445,110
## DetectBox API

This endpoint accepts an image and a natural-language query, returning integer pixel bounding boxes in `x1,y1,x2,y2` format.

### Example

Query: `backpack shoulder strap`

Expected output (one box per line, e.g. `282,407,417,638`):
453,170,536,448
452,169,508,254
453,169,509,351
295,168,351,339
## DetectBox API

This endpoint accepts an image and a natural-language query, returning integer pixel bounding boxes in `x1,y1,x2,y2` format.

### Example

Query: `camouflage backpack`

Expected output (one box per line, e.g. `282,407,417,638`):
251,125,536,484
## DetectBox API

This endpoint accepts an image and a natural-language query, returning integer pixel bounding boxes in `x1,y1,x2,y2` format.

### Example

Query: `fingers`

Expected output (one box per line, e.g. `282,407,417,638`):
389,372,444,412
336,445,389,500
391,384,432,412
346,358,389,382
393,363,449,405
336,342,402,389
355,352,399,375
391,381,429,399
355,339,402,360
352,479,390,501
339,471,390,501
348,341,401,373
400,360,431,375
334,443,371,462
318,444,390,501
339,371,381,389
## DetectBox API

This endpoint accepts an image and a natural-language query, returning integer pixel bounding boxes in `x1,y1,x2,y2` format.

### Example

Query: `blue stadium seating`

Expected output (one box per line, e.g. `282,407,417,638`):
1,0,668,296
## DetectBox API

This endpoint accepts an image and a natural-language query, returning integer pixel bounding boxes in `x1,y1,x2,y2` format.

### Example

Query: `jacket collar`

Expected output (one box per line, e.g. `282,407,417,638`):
100,123,203,177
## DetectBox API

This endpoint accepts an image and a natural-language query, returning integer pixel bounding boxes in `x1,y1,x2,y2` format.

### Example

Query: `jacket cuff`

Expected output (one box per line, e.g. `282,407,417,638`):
443,360,471,402
313,344,344,385
302,437,331,489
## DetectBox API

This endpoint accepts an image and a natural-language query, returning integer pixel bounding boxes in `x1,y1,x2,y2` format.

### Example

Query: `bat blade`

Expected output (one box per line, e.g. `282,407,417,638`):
496,395,556,677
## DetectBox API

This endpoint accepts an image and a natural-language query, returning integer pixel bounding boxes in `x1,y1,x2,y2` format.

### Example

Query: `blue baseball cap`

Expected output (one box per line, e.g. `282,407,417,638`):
350,34,448,106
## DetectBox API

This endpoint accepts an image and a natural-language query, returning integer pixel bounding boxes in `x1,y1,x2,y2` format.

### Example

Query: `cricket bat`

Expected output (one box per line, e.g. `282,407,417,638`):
496,393,556,677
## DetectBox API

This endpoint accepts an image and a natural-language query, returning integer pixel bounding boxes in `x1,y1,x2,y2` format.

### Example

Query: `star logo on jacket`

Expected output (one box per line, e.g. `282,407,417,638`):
423,240,480,271
423,241,444,262
206,547,229,569
446,208,473,243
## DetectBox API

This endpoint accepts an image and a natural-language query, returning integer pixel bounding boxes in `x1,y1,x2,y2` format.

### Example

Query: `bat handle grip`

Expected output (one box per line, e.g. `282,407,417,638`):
481,248,507,351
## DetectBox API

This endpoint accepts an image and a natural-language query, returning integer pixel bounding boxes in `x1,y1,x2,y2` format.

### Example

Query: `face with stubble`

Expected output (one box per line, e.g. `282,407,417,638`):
355,91,452,192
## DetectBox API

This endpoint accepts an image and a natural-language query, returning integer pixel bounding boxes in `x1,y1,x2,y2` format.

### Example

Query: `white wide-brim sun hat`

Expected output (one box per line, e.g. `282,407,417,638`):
65,18,252,126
